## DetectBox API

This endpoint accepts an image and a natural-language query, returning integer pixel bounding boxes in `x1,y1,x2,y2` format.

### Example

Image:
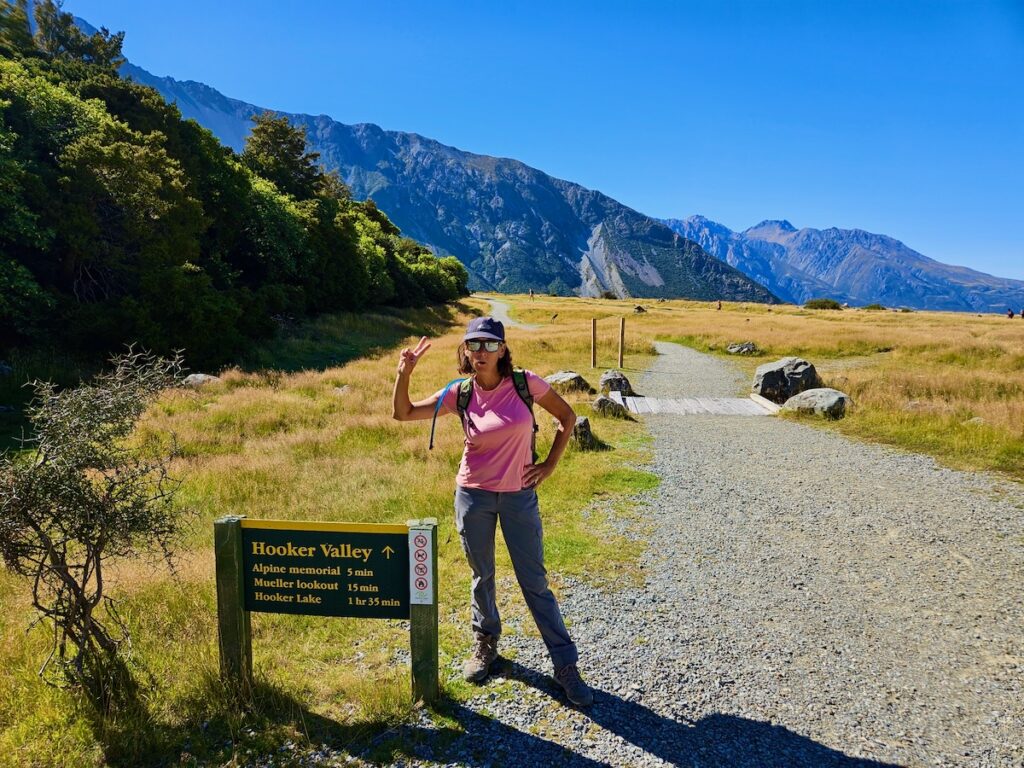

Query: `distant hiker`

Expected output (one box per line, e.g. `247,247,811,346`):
391,317,593,706
529,288,535,301
717,300,722,311
1008,308,1016,319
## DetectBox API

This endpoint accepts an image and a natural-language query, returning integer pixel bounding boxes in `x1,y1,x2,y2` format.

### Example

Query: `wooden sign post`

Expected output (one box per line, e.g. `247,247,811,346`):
214,516,252,697
618,317,626,368
214,516,439,704
407,518,439,702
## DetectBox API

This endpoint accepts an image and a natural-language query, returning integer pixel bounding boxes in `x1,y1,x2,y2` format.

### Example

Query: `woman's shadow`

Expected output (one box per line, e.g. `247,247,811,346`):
399,657,901,768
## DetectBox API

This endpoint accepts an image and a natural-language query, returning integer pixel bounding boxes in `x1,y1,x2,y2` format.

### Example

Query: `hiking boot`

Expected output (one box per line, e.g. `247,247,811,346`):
554,663,594,706
462,634,498,683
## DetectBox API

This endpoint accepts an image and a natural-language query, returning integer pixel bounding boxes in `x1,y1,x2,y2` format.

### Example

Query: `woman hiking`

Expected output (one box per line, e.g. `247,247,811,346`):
391,316,593,706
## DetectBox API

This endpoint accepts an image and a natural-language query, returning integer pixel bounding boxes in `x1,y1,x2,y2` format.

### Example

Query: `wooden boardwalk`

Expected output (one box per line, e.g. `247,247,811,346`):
609,391,779,416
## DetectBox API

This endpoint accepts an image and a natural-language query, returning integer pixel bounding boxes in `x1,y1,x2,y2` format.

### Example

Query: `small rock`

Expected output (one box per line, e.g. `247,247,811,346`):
782,387,852,419
633,305,647,313
555,416,604,450
726,341,759,355
962,416,986,426
592,395,631,419
599,370,636,397
332,385,351,396
544,371,595,394
182,373,222,388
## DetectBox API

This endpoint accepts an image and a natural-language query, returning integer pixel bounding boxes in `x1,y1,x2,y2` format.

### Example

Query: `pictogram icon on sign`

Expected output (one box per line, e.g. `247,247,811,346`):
415,577,428,590
414,548,427,562
414,562,428,576
414,534,427,548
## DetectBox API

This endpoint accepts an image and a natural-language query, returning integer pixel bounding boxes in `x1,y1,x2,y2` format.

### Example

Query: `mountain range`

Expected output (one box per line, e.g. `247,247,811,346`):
76,12,1022,312
663,217,1024,312
118,65,775,303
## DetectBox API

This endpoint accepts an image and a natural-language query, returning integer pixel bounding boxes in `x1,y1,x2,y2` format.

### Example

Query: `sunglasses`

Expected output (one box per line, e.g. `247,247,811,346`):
466,340,502,352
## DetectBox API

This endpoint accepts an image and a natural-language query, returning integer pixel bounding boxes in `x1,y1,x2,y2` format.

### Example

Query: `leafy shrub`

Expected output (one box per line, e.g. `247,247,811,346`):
0,349,186,710
862,303,886,311
804,298,843,310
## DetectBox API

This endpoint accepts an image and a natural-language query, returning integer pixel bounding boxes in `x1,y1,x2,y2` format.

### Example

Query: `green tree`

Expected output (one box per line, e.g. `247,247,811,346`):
0,256,53,344
32,0,125,70
361,197,400,235
0,113,48,252
0,0,34,56
241,111,323,200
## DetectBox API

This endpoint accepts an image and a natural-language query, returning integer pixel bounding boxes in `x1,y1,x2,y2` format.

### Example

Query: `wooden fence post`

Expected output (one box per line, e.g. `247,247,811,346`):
618,317,625,368
407,518,439,703
591,318,597,368
214,515,253,699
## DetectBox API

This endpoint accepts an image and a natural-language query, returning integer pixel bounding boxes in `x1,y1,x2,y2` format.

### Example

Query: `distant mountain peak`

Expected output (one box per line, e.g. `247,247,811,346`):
747,219,796,234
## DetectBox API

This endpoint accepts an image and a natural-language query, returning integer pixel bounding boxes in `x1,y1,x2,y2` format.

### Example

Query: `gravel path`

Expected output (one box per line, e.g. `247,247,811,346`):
348,343,1023,767
475,296,542,330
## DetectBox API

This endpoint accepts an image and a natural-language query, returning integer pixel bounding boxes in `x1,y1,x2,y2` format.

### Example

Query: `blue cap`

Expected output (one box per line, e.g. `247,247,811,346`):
464,316,505,342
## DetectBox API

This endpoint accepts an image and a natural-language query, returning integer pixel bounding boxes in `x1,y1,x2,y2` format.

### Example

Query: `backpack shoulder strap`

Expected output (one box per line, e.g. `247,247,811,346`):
511,368,533,408
511,368,539,463
428,377,466,451
456,377,473,421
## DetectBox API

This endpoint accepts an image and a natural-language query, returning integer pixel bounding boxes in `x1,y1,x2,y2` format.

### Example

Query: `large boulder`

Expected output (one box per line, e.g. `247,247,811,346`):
544,371,595,394
592,395,632,420
782,388,851,419
599,370,636,397
753,357,821,403
182,373,222,388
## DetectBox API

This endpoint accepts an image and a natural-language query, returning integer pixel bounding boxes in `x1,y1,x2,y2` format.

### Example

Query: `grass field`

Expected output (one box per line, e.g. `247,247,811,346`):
0,298,656,767
1,293,1021,766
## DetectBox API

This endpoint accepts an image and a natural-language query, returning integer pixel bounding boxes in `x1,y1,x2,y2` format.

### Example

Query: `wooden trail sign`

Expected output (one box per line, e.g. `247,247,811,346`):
214,516,439,703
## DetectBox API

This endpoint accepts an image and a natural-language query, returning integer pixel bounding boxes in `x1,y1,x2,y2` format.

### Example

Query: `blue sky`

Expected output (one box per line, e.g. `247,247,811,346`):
68,1,1024,279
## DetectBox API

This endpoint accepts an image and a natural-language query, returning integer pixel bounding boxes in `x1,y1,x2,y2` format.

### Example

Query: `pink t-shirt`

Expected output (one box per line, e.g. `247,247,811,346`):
434,371,551,492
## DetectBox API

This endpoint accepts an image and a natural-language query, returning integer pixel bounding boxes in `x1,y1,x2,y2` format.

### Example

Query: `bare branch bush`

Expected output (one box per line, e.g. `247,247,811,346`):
0,348,188,710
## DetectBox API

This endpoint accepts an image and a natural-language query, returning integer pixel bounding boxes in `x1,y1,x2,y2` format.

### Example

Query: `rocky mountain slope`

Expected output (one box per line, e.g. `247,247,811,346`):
118,64,776,302
663,216,1024,312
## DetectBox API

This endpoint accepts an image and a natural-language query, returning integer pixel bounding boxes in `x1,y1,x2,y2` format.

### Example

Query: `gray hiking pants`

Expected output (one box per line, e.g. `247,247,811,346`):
454,485,579,669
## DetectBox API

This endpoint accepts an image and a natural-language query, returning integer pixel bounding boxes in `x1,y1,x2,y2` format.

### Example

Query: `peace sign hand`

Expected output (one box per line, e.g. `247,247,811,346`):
397,336,432,376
